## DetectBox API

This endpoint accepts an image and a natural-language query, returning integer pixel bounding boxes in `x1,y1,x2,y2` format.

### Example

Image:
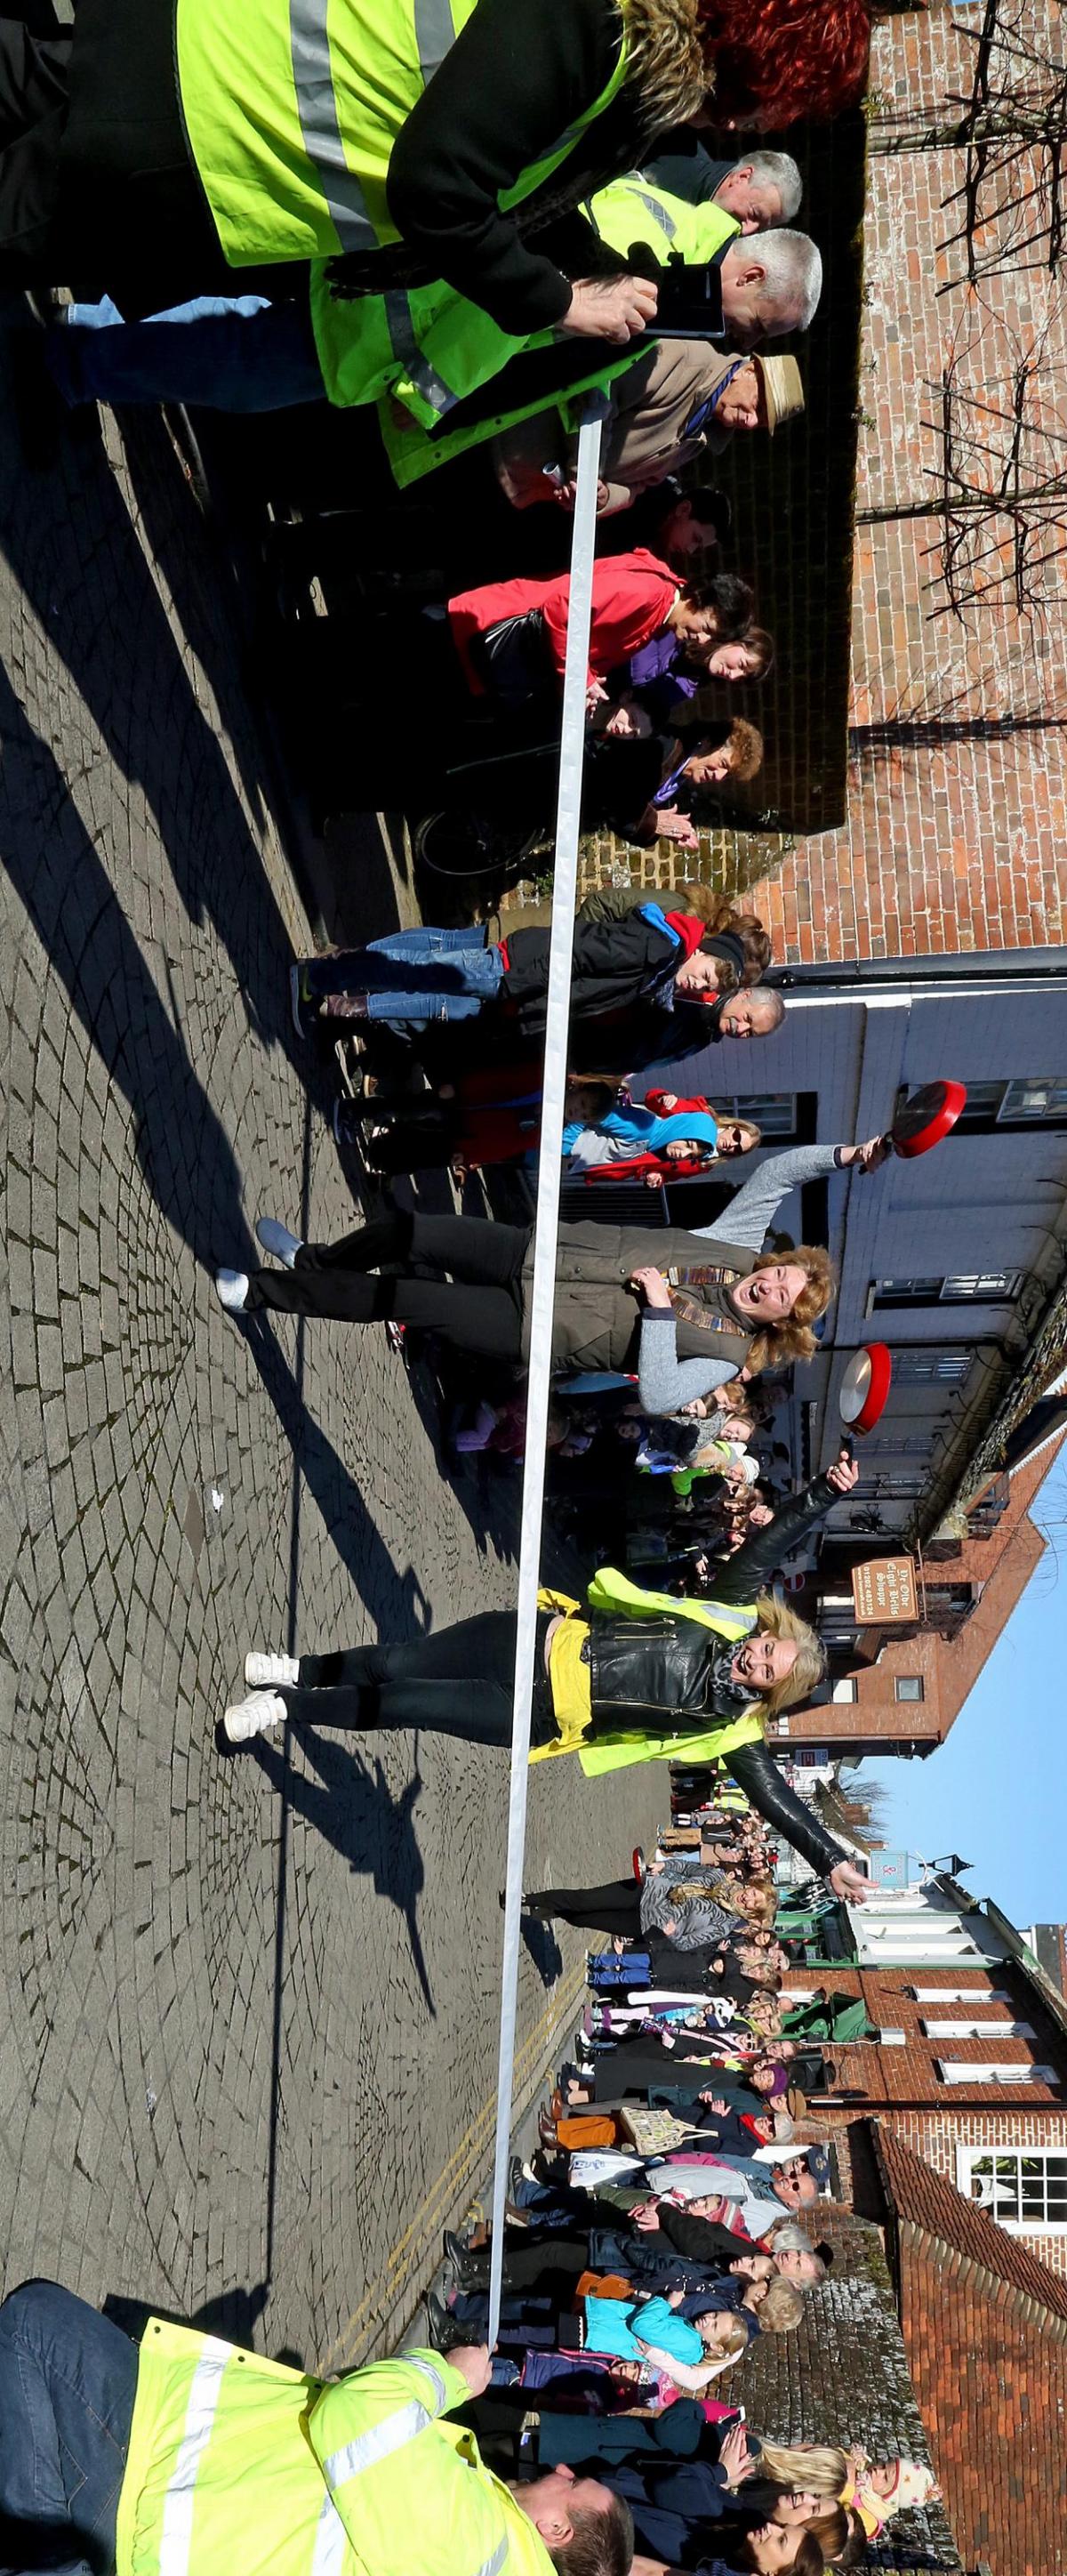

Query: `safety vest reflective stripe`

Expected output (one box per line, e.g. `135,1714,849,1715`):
476,2542,509,2576
590,181,677,242
382,290,454,415
325,2402,431,2483
289,0,375,252
309,2494,349,2576
157,2340,231,2576
413,0,462,83
323,2357,450,2487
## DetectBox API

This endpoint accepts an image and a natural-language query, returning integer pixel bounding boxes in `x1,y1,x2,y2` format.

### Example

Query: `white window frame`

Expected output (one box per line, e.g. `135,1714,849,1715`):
870,1274,1021,1309
893,1349,972,1386
719,1091,798,1139
1000,1075,1067,1123
922,2019,1035,2040
910,1987,1013,2003
955,2143,1067,2232
937,2061,1060,2086
875,2028,907,2045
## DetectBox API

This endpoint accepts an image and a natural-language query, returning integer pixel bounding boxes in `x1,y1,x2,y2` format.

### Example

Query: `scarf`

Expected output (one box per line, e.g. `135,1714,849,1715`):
662,1256,749,1341
566,1104,720,1159
638,900,708,961
708,1641,760,1714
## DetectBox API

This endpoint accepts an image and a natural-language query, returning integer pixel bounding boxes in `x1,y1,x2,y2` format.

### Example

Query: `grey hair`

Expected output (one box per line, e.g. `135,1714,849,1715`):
743,150,803,222
766,2220,813,2253
753,229,822,333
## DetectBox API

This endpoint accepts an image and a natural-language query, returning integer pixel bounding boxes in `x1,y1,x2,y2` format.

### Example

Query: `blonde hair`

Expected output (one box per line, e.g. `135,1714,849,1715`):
758,2447,850,2498
745,1244,838,1376
623,0,706,131
698,2313,749,2362
758,2278,806,2333
753,1594,826,1719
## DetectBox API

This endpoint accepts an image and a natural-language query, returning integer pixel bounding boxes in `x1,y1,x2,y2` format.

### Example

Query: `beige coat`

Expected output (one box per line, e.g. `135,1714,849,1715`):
493,340,742,515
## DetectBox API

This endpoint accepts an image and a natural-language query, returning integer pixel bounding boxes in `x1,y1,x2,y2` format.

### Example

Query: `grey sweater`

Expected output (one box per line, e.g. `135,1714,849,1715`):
637,1143,845,1413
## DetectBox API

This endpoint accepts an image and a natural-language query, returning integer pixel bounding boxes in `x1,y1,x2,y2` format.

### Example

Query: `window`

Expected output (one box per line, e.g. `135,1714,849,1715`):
938,2061,1060,2086
718,1091,804,1139
831,1678,858,1703
923,2019,1036,2040
870,1274,1021,1309
794,1745,830,1767
872,1437,933,1455
910,1987,1013,2002
956,2145,1067,2229
895,1677,924,1703
893,1350,972,1386
1001,1075,1067,1123
876,2028,906,2045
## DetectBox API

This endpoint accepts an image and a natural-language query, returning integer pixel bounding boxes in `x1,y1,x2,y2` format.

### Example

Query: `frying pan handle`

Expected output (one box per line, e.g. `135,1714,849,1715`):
839,1436,856,1462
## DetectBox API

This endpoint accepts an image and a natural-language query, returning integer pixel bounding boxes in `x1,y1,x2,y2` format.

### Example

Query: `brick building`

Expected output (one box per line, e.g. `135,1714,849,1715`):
578,0,1067,962
784,1429,1065,1755
734,2198,962,2574
870,2124,1067,2576
782,1875,1067,2274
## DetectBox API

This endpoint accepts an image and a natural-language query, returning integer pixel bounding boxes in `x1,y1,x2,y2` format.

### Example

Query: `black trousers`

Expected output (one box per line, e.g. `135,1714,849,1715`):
279,1612,555,1743
532,1881,644,1939
0,18,68,282
245,1210,529,1361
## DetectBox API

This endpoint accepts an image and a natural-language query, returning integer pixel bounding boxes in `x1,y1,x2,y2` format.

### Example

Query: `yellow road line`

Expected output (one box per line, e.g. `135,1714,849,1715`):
322,1968,587,2369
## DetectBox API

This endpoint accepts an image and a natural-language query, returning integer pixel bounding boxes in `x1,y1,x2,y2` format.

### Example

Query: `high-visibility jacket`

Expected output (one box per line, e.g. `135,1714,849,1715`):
309,173,736,421
587,174,738,270
116,2322,551,2576
528,1568,766,1776
175,0,630,269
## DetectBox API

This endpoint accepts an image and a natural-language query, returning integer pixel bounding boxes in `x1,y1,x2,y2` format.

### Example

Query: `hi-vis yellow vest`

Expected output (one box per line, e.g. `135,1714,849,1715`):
306,166,735,483
116,2321,551,2576
529,1569,766,1776
587,174,739,270
175,0,629,269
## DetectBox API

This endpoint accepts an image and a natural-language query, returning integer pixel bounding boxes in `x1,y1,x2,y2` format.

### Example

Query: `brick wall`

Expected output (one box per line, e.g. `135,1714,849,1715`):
784,1963,1067,2271
580,0,1067,955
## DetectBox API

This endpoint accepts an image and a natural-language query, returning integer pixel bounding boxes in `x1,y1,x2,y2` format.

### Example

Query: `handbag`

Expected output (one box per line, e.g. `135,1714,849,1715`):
619,2105,703,2157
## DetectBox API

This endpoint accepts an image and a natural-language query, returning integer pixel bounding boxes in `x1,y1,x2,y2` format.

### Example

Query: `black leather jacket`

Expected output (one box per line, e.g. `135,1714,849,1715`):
587,1475,848,1882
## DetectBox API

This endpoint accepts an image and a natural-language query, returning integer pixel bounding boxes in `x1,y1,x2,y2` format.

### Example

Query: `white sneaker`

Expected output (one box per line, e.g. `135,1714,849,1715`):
255,1216,303,1267
223,1691,288,1744
245,1652,300,1687
215,1268,249,1312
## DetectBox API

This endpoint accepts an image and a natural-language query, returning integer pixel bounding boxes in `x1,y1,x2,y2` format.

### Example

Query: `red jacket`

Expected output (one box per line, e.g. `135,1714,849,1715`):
449,550,679,693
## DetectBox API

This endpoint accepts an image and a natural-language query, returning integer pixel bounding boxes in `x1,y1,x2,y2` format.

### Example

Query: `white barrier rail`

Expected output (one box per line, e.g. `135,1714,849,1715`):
486,401,606,2346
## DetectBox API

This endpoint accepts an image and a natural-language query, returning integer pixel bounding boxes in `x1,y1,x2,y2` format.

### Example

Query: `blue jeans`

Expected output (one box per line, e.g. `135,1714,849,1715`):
0,2282,139,2576
305,926,503,1026
45,294,325,414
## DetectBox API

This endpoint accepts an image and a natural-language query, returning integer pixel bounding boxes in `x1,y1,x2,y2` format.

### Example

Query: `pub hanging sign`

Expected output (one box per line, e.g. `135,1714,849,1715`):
851,1556,919,1625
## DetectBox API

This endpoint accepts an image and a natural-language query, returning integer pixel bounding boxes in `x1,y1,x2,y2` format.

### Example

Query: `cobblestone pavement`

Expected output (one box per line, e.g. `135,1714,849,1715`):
0,374,661,2367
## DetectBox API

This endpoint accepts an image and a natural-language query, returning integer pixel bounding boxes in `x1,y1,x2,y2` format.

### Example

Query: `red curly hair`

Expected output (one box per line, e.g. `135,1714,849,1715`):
697,0,870,125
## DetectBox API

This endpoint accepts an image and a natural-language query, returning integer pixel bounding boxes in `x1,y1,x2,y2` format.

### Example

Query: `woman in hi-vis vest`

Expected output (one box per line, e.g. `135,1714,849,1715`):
10,0,868,309
219,1451,871,1907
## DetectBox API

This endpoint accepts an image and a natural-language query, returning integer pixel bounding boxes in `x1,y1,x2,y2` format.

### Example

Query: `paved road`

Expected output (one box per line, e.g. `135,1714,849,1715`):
0,376,661,2368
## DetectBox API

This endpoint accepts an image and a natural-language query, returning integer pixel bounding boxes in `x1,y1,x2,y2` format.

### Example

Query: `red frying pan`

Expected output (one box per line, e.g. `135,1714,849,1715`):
886,1079,967,1159
839,1342,893,1440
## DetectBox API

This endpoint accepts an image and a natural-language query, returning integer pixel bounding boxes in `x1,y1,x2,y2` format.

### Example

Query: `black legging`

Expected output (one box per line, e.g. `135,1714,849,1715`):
244,1209,529,1359
277,1610,555,1743
531,1880,644,1939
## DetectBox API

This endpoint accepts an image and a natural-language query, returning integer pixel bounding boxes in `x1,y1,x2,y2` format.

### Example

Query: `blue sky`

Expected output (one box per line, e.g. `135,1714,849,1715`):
858,1447,1067,1927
